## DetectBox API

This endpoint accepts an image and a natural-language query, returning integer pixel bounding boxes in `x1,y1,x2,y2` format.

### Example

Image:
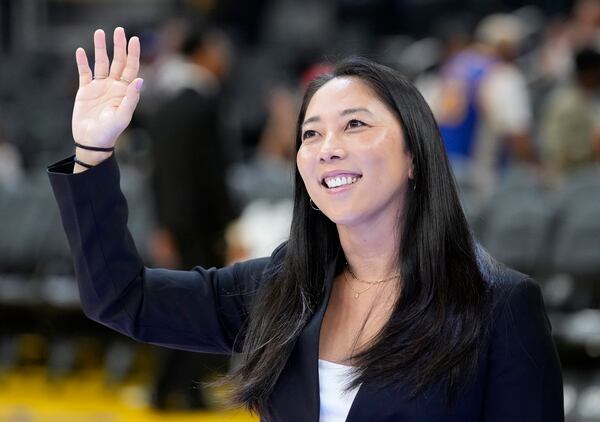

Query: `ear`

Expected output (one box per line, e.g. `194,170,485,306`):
408,157,415,180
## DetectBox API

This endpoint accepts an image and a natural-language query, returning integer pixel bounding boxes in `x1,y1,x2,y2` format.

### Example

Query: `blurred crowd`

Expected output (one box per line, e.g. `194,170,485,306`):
0,0,599,419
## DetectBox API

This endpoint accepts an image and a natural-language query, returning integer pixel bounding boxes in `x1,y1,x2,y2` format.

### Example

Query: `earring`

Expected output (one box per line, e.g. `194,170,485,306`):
310,199,320,211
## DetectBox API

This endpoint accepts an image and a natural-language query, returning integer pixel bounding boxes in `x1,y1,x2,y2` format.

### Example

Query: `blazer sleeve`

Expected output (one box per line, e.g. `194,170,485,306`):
483,277,564,421
47,154,281,355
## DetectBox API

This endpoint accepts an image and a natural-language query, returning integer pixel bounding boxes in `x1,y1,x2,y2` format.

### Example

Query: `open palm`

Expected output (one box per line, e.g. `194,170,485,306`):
72,27,142,149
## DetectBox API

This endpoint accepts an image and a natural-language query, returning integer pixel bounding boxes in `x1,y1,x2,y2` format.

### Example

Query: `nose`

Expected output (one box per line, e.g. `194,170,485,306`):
318,132,346,163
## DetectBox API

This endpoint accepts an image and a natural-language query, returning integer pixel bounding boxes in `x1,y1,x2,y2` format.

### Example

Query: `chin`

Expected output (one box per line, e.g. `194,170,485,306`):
320,206,363,226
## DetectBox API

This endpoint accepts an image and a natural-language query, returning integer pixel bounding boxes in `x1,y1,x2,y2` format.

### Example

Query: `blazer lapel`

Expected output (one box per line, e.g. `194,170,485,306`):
268,253,338,421
295,254,338,420
279,252,410,422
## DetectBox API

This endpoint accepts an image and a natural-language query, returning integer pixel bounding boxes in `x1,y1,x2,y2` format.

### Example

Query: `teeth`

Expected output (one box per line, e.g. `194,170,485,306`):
324,175,360,189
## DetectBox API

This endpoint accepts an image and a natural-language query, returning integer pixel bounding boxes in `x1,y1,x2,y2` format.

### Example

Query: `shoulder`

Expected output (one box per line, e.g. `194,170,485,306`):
233,241,288,286
476,248,564,417
480,64,529,108
477,245,526,289
476,247,546,323
477,247,555,354
484,63,527,87
263,241,288,276
479,247,541,313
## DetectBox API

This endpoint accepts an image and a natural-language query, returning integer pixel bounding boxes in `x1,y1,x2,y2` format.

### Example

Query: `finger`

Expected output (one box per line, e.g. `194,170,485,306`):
109,27,127,79
121,36,140,83
75,47,92,86
93,29,109,78
116,78,144,127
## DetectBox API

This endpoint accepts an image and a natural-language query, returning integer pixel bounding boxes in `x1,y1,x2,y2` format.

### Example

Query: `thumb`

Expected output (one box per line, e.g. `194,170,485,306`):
116,78,143,126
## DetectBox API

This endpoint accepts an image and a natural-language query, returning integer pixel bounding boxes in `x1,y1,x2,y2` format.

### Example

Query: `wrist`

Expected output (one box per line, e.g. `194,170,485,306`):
73,148,113,174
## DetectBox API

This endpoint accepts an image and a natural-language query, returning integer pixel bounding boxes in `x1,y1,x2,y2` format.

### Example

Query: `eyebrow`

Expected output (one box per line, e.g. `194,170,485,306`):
302,107,373,127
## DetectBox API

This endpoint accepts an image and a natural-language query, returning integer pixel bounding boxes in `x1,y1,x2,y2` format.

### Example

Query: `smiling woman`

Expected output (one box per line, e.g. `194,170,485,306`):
47,27,564,422
297,77,412,228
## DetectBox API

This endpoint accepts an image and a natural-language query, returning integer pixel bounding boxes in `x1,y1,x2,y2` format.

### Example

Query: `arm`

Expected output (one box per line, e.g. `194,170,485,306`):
483,278,564,421
53,28,280,355
48,153,279,355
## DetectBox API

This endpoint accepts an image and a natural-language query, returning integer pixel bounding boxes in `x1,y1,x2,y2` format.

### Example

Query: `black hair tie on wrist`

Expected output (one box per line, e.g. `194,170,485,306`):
74,142,115,152
74,156,94,169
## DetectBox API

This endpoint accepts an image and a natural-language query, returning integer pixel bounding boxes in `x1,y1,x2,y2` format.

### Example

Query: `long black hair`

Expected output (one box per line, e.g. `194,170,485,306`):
228,57,491,417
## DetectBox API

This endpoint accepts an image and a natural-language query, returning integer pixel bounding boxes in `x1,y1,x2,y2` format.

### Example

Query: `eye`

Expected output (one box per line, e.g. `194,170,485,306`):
302,129,318,141
346,119,367,130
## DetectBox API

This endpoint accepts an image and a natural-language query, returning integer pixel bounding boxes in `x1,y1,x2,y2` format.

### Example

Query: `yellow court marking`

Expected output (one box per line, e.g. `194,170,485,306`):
0,369,256,421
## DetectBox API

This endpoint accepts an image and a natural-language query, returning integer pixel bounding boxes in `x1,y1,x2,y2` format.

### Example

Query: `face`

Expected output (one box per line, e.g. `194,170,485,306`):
297,77,414,228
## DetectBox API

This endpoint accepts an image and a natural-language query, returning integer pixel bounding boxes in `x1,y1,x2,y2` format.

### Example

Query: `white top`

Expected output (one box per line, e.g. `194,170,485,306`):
318,359,361,422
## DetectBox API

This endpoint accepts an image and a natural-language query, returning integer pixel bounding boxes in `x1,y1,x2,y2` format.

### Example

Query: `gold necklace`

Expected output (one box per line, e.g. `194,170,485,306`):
344,266,401,299
344,270,374,299
346,264,401,285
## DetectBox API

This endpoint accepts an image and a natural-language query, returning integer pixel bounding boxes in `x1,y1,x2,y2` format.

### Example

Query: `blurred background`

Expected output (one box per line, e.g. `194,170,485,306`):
0,0,599,420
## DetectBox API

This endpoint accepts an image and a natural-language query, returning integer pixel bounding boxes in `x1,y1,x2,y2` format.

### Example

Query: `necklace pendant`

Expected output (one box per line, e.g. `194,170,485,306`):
354,292,359,299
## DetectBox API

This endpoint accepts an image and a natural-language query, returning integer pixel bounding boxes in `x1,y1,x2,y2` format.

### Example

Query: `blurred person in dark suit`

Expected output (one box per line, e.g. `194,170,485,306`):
148,25,234,269
146,25,236,410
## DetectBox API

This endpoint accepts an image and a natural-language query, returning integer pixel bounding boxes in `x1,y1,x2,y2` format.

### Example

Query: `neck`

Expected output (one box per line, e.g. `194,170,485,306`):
337,214,402,281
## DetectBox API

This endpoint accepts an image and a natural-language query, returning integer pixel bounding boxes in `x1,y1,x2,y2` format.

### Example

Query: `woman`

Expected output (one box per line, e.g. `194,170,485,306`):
48,28,564,421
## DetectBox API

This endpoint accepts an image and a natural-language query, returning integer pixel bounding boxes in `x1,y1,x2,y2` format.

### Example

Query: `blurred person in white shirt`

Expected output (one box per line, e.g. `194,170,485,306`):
430,13,536,196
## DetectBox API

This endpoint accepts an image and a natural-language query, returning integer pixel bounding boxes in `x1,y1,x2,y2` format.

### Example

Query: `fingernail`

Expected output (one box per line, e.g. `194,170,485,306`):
135,78,144,90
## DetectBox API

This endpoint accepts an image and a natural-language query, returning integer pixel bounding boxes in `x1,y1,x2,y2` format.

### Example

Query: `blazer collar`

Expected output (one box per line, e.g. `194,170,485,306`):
292,249,400,422
269,247,381,422
292,248,342,420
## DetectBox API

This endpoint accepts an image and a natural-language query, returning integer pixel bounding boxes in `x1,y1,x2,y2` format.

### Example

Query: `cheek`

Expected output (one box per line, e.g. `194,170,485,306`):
360,139,398,171
296,148,314,189
364,143,409,185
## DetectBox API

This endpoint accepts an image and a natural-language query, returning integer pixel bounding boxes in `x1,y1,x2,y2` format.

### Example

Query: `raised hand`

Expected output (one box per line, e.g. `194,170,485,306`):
72,27,142,171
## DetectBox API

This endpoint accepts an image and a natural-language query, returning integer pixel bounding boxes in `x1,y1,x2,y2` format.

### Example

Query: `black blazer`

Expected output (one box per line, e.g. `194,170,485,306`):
48,154,564,422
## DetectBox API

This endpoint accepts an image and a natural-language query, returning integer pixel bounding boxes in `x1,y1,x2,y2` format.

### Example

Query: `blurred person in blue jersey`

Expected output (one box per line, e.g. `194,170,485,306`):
433,13,536,195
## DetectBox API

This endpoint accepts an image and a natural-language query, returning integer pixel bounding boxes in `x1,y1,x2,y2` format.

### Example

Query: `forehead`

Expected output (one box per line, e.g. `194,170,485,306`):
305,76,386,116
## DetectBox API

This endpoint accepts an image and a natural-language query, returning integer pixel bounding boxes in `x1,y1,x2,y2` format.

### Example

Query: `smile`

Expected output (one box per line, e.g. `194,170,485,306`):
322,175,361,189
